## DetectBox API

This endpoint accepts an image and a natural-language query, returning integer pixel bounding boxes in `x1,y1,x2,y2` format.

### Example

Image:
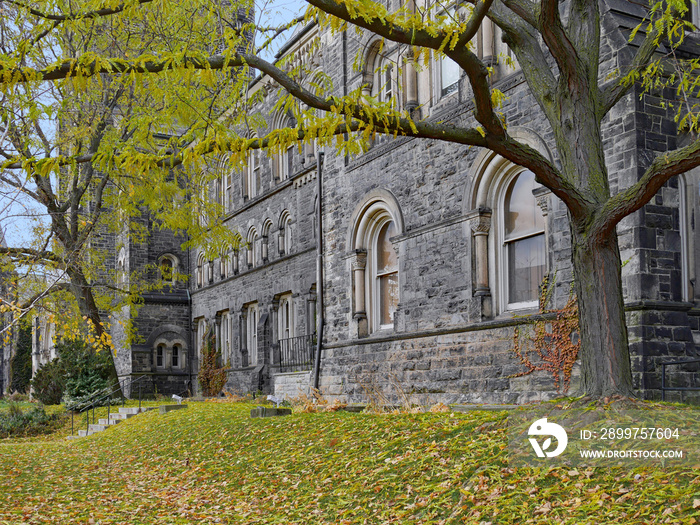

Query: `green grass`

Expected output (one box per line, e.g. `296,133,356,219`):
0,401,698,524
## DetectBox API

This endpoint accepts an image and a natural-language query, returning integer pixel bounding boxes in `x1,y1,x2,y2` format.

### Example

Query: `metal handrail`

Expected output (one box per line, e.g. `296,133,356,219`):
69,374,151,436
661,358,700,401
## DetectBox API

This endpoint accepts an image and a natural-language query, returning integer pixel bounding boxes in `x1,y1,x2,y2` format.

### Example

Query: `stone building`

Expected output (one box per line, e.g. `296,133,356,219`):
117,0,700,403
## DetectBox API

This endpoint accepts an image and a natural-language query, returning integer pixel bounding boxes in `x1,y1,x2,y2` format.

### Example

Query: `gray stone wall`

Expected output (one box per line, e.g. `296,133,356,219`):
181,5,700,403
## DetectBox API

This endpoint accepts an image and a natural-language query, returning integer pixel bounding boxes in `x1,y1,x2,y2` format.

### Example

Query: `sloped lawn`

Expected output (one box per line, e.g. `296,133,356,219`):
0,401,697,524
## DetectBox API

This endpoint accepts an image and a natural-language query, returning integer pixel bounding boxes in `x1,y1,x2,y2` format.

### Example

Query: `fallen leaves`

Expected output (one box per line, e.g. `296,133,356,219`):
0,402,697,524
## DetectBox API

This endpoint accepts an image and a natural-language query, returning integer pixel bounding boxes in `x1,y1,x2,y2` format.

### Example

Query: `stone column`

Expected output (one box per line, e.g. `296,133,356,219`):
278,230,285,256
481,19,495,66
405,51,419,117
468,209,492,296
232,249,239,275
351,250,368,337
533,186,552,273
215,315,222,362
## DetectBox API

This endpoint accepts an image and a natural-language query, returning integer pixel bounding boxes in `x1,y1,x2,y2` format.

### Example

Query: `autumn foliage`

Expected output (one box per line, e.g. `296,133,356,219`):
197,331,227,397
511,277,581,393
0,402,697,522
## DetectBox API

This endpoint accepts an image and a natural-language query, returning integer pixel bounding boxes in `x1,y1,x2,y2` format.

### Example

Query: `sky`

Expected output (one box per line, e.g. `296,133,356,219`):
0,0,309,249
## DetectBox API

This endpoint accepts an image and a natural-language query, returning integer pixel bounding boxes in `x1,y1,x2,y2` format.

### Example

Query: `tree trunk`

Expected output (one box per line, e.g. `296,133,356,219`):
67,267,123,398
571,227,634,397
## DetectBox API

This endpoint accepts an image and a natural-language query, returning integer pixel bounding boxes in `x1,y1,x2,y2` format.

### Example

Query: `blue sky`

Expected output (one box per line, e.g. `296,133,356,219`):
0,0,309,249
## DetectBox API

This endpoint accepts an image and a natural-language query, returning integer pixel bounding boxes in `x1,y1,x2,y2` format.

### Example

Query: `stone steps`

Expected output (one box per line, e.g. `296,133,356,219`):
70,406,158,439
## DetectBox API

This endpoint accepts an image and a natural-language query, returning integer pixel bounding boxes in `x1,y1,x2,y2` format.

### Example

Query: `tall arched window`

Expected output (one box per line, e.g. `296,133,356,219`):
466,132,552,317
372,220,399,328
196,253,206,288
501,171,545,309
278,211,292,256
245,142,260,200
196,318,207,365
680,169,700,302
246,227,258,268
272,114,296,182
219,248,229,280
278,293,294,340
246,303,259,365
261,219,272,263
350,193,404,335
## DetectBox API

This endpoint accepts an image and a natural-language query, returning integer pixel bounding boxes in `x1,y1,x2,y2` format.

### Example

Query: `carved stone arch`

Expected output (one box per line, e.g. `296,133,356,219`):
347,189,405,251
348,189,404,337
463,127,554,213
361,38,385,92
463,127,553,318
146,324,188,348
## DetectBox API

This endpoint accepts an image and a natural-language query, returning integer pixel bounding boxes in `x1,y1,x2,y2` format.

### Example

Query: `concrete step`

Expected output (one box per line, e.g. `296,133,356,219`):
110,412,134,421
118,406,155,415
70,405,159,439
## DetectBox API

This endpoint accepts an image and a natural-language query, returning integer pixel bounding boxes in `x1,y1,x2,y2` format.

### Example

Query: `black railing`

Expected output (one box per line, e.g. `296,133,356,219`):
276,333,315,372
68,374,151,437
661,358,700,402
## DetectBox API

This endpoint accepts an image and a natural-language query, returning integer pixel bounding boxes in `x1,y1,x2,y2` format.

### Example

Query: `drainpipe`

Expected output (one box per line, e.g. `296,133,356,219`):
187,224,193,396
187,288,192,396
312,152,325,390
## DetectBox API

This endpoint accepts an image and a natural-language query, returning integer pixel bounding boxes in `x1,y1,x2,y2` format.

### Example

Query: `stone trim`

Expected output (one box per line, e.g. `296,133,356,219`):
191,246,316,294
322,300,697,350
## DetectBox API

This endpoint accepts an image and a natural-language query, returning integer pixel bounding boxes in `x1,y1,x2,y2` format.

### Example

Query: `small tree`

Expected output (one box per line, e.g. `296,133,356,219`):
30,359,65,406
198,330,227,397
29,337,113,407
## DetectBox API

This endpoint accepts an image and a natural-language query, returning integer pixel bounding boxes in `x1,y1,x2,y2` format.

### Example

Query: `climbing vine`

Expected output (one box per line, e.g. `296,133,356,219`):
198,330,227,397
511,275,580,393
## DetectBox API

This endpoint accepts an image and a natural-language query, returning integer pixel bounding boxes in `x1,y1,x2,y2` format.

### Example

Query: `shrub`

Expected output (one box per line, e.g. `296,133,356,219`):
7,401,23,417
0,405,65,438
30,359,65,405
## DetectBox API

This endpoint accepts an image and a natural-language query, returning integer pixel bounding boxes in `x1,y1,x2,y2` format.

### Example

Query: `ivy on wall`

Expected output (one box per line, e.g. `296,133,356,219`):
511,276,580,393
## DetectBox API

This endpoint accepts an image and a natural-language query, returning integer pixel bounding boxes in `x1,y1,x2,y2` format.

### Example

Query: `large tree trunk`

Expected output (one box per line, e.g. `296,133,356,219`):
571,226,634,397
67,266,123,398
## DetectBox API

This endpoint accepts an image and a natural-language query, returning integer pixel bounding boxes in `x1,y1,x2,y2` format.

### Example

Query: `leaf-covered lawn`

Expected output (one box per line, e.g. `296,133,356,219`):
0,402,697,524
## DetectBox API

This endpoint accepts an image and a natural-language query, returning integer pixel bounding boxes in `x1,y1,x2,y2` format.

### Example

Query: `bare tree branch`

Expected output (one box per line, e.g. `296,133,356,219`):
599,24,661,116
594,138,700,241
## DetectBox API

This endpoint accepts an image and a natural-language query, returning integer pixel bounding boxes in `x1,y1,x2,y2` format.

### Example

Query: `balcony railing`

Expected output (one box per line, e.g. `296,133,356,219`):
275,333,316,373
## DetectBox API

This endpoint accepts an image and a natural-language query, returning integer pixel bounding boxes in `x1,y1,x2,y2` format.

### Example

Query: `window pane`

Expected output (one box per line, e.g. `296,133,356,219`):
157,347,164,367
376,221,398,274
286,147,293,177
507,234,545,304
379,272,399,326
172,348,179,367
441,57,459,95
505,171,544,238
